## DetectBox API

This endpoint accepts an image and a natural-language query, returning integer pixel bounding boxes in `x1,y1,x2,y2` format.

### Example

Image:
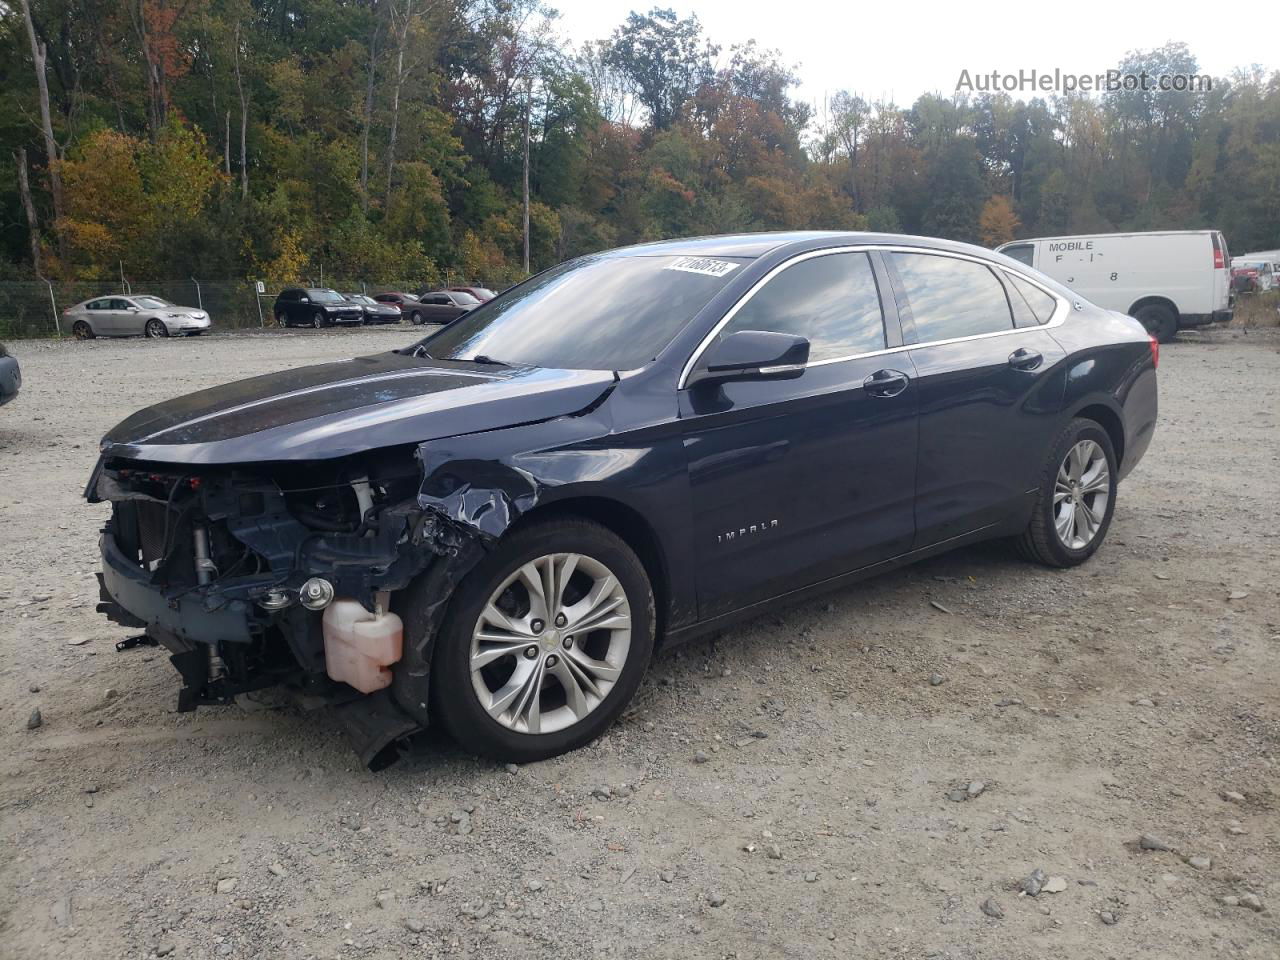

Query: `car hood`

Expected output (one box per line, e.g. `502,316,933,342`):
100,351,617,465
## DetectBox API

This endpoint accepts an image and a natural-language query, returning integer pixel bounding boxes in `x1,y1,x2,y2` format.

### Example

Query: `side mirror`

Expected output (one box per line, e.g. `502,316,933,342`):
300,296,309,303
688,330,810,387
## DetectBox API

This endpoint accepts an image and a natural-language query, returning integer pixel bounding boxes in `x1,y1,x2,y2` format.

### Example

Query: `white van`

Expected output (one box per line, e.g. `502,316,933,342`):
996,230,1233,342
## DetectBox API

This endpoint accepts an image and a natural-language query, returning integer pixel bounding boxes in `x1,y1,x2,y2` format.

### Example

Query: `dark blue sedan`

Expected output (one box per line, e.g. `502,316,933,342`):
88,232,1157,768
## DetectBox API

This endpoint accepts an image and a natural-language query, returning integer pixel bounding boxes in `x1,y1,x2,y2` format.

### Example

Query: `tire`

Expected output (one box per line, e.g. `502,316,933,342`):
410,310,423,325
144,318,168,338
425,518,655,762
1016,418,1118,568
72,320,94,340
1133,303,1176,343
312,311,327,329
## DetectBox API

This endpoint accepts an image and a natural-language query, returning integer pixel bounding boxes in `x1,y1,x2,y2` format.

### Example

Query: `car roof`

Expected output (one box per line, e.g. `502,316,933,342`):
600,231,1004,261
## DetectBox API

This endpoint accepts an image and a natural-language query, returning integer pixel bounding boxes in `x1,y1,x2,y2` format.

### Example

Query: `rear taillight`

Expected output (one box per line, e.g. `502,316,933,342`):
1211,232,1225,269
1149,334,1159,369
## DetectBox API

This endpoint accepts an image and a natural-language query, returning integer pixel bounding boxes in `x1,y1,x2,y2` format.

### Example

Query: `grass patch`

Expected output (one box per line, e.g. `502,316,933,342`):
1232,291,1280,327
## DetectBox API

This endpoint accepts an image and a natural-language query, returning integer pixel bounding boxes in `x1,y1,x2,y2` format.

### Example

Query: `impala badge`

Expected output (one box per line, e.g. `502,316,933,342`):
717,519,778,544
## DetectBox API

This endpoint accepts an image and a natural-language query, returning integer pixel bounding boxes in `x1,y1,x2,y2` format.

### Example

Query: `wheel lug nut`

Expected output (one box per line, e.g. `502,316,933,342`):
554,613,567,627
563,636,574,649
531,619,545,634
524,646,538,659
546,654,558,667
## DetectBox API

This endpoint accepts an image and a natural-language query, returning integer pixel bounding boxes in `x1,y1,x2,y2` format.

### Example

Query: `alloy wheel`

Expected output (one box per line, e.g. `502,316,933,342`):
1053,439,1110,549
145,319,167,338
469,552,632,735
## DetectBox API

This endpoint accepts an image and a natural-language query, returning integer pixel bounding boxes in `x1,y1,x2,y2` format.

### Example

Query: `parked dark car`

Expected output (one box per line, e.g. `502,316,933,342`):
448,286,498,302
273,288,364,328
87,232,1157,770
343,293,402,325
411,290,479,323
0,342,20,407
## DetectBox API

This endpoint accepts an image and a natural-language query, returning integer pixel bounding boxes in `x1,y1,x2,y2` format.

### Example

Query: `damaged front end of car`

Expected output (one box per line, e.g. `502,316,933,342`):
87,445,489,770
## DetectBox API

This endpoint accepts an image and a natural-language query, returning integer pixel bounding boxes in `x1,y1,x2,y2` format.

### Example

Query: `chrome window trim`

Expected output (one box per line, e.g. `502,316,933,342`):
677,244,1071,389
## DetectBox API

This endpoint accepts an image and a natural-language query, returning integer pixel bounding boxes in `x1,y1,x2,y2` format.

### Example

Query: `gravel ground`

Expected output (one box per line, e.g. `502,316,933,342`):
2,325,1278,960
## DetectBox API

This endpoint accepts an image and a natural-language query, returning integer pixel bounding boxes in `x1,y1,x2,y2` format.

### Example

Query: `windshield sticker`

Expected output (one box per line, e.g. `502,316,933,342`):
665,256,740,278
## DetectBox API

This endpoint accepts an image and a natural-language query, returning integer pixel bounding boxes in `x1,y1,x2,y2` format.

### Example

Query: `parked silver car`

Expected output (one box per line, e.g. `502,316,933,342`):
64,295,212,339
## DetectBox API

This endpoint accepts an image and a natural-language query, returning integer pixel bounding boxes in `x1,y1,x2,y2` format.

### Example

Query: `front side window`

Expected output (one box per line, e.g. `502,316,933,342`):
418,254,744,370
714,252,886,362
891,253,1013,342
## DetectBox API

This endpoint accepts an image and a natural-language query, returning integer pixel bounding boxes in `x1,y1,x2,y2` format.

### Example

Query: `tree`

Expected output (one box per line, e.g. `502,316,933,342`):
605,8,717,131
979,194,1020,246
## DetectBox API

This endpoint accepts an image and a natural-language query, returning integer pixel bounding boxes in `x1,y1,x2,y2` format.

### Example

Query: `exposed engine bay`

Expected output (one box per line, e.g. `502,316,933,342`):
88,446,484,769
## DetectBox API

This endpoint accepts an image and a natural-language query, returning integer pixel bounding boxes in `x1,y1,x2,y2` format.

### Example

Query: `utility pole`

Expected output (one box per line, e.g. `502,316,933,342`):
522,76,532,275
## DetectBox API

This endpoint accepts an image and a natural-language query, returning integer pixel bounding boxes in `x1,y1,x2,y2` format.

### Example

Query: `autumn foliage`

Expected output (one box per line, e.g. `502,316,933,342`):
4,4,1278,285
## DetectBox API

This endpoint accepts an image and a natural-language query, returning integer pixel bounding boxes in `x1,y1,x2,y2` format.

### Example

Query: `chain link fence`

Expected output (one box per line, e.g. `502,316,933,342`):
0,277,498,339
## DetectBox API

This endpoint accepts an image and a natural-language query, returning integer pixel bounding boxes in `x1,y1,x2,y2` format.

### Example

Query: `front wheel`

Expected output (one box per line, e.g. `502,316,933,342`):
1016,418,1117,568
312,311,327,329
144,318,168,338
409,311,423,325
425,518,655,762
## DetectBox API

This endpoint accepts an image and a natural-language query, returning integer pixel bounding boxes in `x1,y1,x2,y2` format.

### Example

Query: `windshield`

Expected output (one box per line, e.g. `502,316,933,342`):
414,254,745,370
452,291,481,305
133,296,170,309
473,288,497,299
307,289,345,303
346,294,374,304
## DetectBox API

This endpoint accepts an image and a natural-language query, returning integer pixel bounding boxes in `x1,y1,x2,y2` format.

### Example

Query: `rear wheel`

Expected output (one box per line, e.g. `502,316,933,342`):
1133,303,1176,343
72,320,94,340
426,518,655,762
274,311,288,327
1016,418,1117,568
144,318,168,338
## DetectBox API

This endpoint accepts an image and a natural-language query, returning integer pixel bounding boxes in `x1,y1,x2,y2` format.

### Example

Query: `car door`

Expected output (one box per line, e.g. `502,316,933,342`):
422,295,453,322
885,250,1067,548
678,249,919,619
116,298,146,335
82,299,112,335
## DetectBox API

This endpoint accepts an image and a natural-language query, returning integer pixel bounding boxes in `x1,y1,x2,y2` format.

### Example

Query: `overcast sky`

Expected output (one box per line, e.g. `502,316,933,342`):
548,0,1272,108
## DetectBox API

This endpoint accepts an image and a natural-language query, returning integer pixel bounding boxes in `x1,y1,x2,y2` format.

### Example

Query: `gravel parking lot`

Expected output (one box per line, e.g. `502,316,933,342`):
2,325,1277,960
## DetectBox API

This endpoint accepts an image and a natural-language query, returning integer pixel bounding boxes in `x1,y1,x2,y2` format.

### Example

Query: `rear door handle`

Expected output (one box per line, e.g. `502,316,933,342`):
1008,348,1043,371
863,368,910,398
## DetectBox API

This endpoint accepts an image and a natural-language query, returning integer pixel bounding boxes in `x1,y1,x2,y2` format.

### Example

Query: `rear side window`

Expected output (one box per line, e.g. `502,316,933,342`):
891,253,1013,342
717,252,886,362
1005,272,1057,326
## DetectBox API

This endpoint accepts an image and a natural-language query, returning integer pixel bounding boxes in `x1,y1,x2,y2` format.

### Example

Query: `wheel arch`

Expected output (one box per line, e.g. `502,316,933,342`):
509,495,671,641
1070,401,1125,470
1126,295,1179,321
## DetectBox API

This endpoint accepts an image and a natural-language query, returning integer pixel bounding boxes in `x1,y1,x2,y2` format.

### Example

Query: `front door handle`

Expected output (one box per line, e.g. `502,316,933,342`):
863,368,910,398
1008,347,1043,371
